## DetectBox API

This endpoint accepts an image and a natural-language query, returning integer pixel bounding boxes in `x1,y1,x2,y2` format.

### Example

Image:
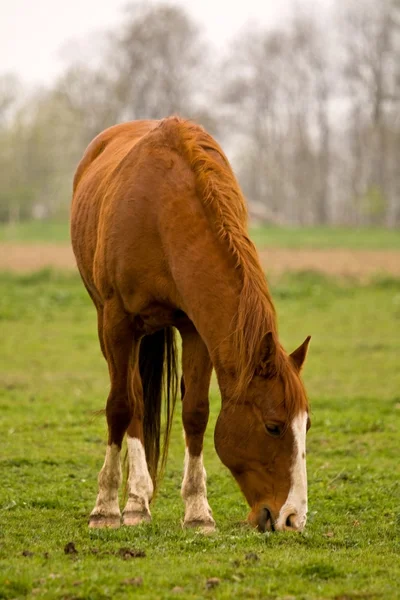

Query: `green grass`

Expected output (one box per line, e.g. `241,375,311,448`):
250,225,400,249
0,221,70,243
1,270,399,599
1,220,400,249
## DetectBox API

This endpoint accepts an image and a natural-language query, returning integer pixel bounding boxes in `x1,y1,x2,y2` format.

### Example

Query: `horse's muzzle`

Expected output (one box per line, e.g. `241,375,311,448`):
256,506,304,532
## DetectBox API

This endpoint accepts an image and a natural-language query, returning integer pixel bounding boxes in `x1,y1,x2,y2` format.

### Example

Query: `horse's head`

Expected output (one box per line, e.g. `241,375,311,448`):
214,333,311,532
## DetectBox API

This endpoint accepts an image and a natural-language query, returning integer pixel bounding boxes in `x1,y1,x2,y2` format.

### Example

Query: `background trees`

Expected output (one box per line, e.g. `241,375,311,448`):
0,0,399,226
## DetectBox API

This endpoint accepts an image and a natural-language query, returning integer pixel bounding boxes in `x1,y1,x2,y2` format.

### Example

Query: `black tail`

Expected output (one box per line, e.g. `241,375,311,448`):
138,327,178,493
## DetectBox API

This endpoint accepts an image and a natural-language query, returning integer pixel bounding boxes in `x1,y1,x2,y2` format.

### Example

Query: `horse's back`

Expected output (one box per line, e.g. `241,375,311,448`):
72,121,159,195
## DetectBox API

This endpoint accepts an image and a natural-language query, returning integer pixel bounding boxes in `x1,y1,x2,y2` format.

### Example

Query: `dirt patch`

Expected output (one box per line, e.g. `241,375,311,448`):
64,542,78,555
259,248,400,279
1,243,399,278
1,244,76,272
89,546,146,559
117,547,146,559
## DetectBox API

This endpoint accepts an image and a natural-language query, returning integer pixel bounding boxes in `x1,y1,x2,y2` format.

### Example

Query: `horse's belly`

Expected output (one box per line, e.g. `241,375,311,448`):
131,303,187,336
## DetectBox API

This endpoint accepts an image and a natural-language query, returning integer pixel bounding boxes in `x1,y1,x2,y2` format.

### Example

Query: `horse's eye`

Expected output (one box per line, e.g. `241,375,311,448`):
265,423,282,437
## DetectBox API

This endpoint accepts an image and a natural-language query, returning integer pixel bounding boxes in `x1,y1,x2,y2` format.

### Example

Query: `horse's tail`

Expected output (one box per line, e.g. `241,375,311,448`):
138,327,179,494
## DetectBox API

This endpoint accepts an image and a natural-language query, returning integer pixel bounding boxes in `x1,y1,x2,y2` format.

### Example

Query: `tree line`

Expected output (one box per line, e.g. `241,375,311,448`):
1,0,399,227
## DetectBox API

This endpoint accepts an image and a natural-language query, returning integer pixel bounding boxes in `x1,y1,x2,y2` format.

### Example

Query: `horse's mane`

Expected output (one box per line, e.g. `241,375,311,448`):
156,117,307,412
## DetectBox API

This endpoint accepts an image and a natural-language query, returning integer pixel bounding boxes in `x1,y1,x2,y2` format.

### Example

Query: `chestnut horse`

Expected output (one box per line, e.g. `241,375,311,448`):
71,117,311,533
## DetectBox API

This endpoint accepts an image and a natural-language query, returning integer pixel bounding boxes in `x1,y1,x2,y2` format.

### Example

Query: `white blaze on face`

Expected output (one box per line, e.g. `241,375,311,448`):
277,411,308,531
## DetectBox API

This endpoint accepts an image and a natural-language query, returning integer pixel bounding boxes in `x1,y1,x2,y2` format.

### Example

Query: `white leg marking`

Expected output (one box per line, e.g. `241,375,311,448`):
89,443,121,527
277,411,308,531
122,437,153,525
181,448,215,529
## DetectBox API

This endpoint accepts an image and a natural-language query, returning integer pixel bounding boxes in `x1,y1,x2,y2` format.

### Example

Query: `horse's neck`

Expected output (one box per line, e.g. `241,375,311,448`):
190,263,242,381
187,263,270,399
166,225,255,394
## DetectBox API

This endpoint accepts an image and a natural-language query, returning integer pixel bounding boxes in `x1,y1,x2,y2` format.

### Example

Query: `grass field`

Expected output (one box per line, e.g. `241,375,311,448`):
1,269,399,599
1,220,400,249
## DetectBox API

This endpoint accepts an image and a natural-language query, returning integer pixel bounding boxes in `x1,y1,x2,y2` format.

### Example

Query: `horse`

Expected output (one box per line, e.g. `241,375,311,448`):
71,116,311,533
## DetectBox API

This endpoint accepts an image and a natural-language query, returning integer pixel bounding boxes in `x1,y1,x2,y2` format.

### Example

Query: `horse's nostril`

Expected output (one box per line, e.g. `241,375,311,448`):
258,508,274,532
285,513,298,529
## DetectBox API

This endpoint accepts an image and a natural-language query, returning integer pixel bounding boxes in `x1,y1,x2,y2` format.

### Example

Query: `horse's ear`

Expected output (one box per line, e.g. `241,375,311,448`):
256,331,277,377
290,336,311,371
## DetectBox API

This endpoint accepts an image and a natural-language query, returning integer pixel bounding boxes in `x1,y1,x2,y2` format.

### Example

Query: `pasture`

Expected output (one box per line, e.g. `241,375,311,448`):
1,220,400,248
1,263,399,599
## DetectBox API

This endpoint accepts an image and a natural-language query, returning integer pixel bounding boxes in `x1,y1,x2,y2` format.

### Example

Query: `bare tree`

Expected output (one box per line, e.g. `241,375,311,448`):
110,2,214,124
221,11,333,226
339,0,400,226
54,65,120,145
0,74,21,125
290,13,332,224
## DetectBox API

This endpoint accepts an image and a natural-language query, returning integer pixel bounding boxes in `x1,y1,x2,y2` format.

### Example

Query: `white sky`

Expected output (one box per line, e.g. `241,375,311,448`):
1,0,332,85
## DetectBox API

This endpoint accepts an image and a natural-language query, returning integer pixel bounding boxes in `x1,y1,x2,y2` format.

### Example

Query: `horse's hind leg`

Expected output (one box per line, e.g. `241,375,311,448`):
121,367,154,526
89,299,134,528
179,323,215,531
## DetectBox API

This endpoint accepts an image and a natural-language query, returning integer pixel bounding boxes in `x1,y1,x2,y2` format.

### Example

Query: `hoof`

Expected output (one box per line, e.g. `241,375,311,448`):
88,514,121,529
122,511,151,526
183,519,216,534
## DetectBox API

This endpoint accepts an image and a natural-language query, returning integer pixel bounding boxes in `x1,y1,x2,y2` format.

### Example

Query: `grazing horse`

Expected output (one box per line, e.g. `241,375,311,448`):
71,117,311,533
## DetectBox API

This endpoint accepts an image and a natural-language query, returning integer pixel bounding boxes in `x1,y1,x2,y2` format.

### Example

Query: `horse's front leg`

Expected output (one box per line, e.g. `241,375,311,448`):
179,324,215,532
